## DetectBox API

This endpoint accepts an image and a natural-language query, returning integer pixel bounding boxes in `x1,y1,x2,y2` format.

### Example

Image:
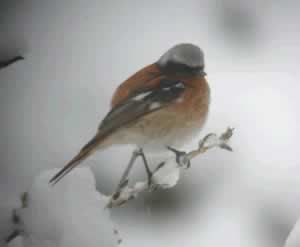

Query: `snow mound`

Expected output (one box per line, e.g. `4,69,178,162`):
15,168,117,247
285,219,300,247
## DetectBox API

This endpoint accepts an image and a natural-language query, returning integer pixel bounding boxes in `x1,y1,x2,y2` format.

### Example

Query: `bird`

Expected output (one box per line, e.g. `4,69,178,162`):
49,43,210,186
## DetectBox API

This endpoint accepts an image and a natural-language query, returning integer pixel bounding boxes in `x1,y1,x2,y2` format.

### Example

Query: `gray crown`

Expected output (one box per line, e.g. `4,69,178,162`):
158,43,205,68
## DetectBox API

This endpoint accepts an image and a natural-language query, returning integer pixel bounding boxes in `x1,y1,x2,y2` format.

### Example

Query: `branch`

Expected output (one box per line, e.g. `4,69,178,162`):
107,127,234,208
4,196,27,244
0,56,24,70
5,229,21,243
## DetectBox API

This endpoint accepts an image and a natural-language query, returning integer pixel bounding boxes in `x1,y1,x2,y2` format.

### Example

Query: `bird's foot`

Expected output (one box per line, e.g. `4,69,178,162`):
167,146,191,169
145,168,153,188
149,182,160,192
136,148,153,187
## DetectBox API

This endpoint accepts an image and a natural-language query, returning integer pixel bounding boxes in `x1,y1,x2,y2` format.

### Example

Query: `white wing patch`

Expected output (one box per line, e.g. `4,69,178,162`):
132,92,152,101
149,102,161,110
175,82,185,88
162,81,185,91
131,80,185,111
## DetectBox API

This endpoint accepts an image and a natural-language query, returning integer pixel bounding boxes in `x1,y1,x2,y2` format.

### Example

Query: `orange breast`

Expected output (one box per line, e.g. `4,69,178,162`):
172,75,210,122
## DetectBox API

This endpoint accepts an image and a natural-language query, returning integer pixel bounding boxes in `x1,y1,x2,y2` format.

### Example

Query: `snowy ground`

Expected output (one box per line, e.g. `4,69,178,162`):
8,168,117,247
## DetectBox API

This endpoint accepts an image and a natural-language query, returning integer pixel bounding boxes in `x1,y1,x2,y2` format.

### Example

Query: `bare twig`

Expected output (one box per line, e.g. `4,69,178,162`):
0,56,24,70
4,193,28,244
4,209,23,244
107,127,234,208
5,229,21,243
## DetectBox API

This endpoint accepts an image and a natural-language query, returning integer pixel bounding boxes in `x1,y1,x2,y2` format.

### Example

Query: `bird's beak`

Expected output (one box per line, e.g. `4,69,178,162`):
200,70,207,77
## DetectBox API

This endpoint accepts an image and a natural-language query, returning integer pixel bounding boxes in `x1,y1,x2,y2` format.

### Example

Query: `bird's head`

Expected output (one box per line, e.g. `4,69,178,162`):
157,43,206,77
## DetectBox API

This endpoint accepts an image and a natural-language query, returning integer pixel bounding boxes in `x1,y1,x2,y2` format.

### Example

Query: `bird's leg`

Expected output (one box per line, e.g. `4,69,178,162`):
112,148,153,199
137,148,153,186
113,149,141,199
167,146,190,168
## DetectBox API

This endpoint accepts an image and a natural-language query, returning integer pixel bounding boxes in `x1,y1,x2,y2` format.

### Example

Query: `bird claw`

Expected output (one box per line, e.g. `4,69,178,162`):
120,179,129,189
149,182,160,192
167,146,191,168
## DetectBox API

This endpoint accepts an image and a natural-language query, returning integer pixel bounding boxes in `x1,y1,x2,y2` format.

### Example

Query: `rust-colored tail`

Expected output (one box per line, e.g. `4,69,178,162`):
49,133,104,185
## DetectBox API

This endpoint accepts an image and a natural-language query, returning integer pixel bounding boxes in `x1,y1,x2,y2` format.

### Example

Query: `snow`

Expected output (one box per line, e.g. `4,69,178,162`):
8,236,23,247
151,158,180,189
11,168,118,247
285,219,300,247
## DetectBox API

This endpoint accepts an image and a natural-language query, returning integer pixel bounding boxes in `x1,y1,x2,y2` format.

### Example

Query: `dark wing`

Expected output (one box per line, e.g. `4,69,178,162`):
97,78,186,135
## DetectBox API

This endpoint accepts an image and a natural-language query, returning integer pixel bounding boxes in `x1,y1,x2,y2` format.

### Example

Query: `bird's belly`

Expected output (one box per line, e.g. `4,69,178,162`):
126,107,208,153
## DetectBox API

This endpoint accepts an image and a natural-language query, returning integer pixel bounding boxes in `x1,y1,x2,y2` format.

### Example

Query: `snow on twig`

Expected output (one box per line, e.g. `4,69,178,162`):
107,127,234,208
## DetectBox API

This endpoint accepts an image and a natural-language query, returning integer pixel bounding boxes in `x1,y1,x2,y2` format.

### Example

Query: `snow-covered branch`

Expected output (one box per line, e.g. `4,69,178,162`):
107,127,234,208
5,127,233,246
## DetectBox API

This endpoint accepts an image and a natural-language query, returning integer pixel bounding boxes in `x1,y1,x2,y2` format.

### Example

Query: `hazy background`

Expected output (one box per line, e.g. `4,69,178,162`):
1,0,300,246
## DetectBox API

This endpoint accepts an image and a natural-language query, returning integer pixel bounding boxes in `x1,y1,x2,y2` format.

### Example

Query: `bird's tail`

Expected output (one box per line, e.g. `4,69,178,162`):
49,133,105,185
